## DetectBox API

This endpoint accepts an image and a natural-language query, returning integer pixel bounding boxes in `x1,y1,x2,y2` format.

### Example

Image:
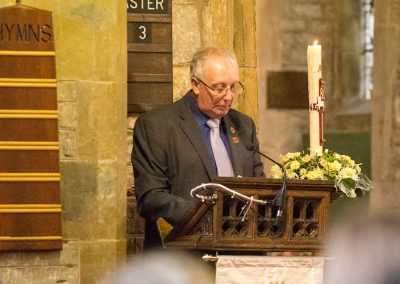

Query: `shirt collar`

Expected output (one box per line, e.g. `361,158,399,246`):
188,90,226,130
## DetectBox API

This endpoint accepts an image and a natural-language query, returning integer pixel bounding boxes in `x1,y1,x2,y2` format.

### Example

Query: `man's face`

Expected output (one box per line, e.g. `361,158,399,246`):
192,56,240,119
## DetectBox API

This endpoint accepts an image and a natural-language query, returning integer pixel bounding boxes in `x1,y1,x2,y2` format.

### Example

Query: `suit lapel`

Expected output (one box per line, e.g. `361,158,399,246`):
223,115,243,177
177,94,214,178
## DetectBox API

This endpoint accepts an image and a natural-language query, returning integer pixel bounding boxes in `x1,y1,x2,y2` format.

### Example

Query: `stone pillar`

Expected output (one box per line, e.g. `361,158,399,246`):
371,0,400,214
0,0,127,283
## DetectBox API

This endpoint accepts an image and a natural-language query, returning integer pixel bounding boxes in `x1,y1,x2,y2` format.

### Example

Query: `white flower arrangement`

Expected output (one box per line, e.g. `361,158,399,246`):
270,149,373,198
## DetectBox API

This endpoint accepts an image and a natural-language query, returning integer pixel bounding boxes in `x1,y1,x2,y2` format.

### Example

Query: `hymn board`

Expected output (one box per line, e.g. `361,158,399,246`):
127,0,172,112
0,4,62,251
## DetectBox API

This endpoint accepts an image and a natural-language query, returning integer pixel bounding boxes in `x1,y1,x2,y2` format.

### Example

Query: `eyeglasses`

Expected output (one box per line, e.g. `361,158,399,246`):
195,77,245,96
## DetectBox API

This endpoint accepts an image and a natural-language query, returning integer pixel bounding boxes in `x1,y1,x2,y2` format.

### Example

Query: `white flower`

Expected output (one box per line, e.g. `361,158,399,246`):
270,164,283,179
299,168,308,179
290,160,301,170
306,168,324,180
284,152,301,160
280,154,289,163
338,167,358,180
327,160,342,172
301,154,311,163
319,158,328,168
293,152,302,158
286,169,299,179
340,154,351,161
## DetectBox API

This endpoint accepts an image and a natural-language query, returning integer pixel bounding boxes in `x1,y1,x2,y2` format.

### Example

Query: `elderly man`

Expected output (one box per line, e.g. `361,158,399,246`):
132,46,264,248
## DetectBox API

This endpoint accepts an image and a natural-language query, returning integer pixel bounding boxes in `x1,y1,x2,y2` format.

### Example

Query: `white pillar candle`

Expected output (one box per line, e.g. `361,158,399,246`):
307,40,323,156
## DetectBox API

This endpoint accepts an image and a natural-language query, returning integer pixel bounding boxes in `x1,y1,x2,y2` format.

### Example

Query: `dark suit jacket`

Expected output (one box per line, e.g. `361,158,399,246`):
132,91,265,248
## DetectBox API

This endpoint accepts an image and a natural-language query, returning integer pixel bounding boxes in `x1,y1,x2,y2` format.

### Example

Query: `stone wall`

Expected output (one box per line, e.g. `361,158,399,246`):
127,0,259,255
171,0,259,120
0,0,127,283
0,242,80,284
371,0,400,214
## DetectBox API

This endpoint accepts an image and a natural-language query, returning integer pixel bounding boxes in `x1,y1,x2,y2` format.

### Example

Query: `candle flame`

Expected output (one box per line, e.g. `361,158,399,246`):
313,39,319,45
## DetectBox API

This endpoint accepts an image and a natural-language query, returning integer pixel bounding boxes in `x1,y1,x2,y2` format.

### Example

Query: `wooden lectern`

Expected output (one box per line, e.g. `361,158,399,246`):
163,177,338,253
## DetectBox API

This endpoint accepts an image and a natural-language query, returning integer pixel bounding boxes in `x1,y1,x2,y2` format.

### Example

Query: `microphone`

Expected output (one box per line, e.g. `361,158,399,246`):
247,144,287,226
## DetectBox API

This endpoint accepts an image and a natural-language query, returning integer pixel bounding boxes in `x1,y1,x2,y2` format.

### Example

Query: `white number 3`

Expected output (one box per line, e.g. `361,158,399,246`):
138,25,147,40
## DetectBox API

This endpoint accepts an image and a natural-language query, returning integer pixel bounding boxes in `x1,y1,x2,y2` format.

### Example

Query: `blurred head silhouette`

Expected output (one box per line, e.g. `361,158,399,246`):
325,212,400,284
112,250,214,284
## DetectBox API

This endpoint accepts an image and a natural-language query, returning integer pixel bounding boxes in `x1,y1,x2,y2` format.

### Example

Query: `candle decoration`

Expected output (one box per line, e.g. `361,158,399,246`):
268,41,373,199
307,40,324,156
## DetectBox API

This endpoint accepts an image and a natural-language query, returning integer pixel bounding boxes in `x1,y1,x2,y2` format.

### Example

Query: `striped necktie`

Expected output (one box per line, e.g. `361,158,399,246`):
207,118,234,177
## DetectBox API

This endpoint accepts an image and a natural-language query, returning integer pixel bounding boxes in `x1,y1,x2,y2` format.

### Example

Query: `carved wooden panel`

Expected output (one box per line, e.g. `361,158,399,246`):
0,4,61,251
164,178,337,253
127,0,172,113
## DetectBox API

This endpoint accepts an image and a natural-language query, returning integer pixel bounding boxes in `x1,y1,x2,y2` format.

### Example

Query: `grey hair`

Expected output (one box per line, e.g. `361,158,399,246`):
190,46,238,79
